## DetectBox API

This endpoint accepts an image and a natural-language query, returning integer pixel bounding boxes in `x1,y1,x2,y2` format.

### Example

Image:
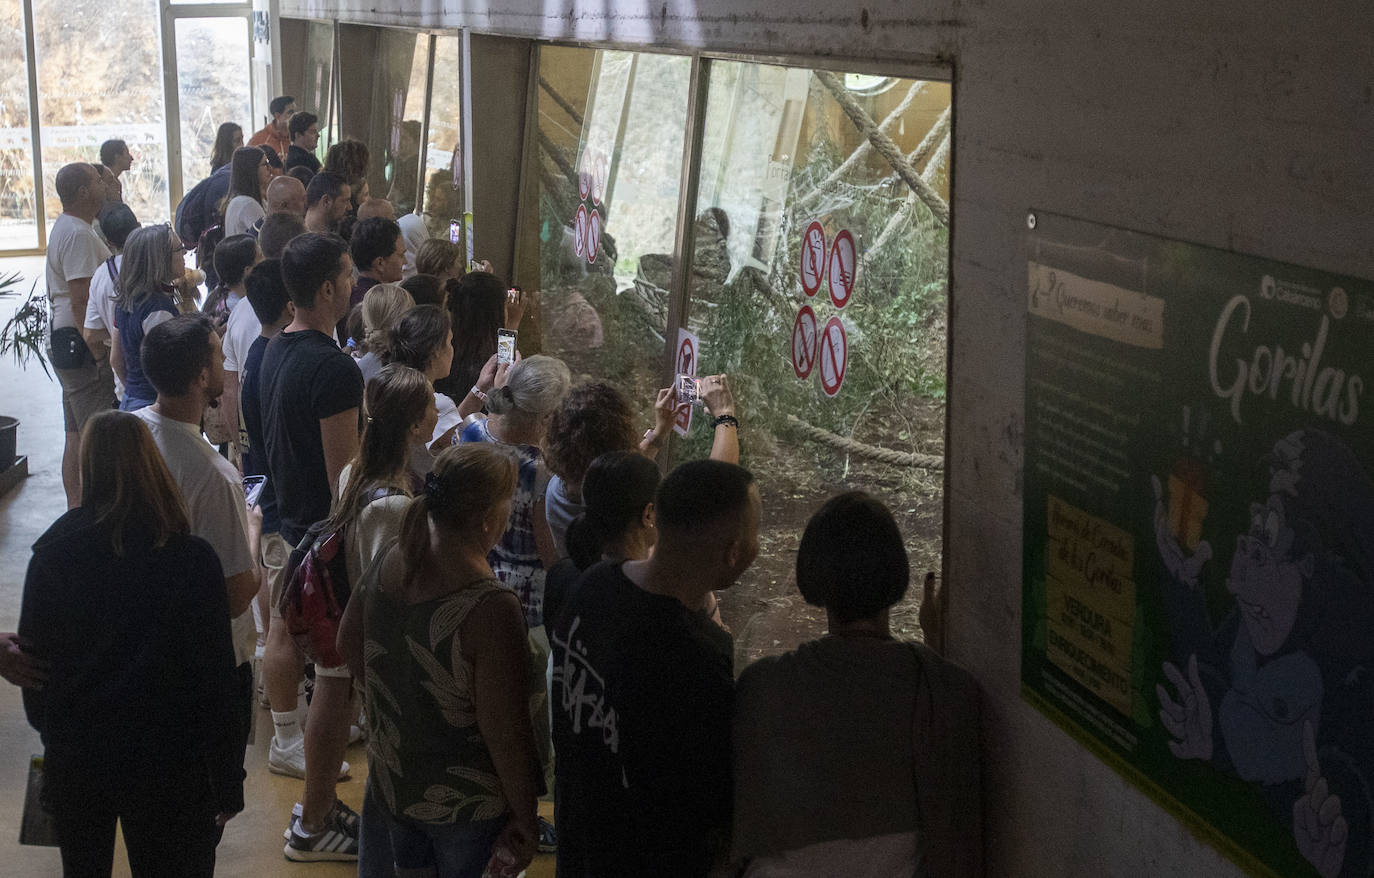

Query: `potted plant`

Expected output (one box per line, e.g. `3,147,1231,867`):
0,270,47,488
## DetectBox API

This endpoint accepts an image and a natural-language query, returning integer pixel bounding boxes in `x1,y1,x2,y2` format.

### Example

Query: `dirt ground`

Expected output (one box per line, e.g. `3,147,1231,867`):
718,395,945,669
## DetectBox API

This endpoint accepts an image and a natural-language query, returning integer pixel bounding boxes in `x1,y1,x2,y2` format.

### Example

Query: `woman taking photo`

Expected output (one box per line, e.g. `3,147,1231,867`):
221,146,271,236
435,271,525,400
113,224,187,411
341,443,540,878
210,122,243,173
20,410,244,877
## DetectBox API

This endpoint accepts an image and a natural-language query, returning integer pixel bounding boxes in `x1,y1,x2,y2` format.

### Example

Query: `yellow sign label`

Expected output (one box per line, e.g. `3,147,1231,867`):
1045,494,1136,715
1028,262,1165,349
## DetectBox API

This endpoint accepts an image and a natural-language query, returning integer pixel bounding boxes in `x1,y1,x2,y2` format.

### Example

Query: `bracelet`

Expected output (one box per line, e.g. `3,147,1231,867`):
710,414,739,430
470,386,489,405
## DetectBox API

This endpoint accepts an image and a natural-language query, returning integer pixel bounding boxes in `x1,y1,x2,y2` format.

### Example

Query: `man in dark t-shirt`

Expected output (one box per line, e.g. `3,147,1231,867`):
551,460,761,877
257,233,364,862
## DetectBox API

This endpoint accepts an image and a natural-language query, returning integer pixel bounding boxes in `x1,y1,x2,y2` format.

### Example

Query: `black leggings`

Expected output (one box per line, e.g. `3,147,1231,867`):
49,663,253,878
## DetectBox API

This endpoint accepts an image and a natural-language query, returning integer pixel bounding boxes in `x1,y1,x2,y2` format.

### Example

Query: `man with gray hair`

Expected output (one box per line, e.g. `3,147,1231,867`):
46,163,114,507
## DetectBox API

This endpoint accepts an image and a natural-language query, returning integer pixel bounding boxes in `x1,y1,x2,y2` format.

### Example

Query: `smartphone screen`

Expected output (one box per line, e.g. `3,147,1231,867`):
448,219,461,245
497,329,518,365
675,373,701,407
242,475,267,508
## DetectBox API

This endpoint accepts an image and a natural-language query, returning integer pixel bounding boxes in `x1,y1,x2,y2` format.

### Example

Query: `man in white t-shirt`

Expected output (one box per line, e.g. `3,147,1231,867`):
134,314,262,774
81,202,140,404
46,162,114,508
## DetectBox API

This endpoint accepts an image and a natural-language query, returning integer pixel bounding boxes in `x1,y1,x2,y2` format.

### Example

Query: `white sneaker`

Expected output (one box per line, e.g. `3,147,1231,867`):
283,809,358,862
348,724,364,745
267,737,350,780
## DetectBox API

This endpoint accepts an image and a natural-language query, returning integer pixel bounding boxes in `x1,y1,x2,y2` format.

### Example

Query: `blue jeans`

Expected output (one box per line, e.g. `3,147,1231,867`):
359,777,507,878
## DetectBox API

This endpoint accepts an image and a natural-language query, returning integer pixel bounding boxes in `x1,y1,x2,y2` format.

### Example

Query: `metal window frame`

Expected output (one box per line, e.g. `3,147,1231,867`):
520,43,948,465
160,1,257,211
17,0,44,254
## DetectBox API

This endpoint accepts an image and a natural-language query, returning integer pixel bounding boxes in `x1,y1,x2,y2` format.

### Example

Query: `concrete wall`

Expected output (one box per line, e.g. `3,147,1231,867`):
276,1,1374,874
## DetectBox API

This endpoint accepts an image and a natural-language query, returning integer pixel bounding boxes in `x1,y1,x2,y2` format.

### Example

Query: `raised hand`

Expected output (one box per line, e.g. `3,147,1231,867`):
1151,475,1212,587
698,374,736,418
1156,654,1213,761
1294,720,1348,878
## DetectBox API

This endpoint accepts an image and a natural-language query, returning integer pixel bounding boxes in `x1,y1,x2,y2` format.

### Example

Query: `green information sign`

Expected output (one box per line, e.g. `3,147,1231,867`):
1023,211,1374,878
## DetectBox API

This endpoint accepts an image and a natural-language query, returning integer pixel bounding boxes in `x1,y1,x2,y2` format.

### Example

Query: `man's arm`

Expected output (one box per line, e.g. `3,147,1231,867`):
225,503,262,616
67,277,92,328
320,408,360,503
223,370,243,467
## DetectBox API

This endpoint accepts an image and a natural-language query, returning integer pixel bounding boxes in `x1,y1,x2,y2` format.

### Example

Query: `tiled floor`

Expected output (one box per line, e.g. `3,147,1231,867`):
0,257,555,876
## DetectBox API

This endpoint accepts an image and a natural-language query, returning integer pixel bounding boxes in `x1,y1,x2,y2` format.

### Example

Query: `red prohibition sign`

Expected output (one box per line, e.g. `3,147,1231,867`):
791,306,818,380
677,336,695,375
828,229,856,309
586,208,602,264
573,204,588,257
819,317,848,398
800,221,826,297
578,154,591,201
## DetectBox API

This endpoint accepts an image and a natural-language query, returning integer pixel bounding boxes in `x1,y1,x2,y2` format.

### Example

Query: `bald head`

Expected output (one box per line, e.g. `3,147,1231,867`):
265,175,307,216
357,197,396,222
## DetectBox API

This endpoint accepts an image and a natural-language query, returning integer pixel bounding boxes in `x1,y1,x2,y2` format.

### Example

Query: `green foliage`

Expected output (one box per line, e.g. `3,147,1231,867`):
0,273,52,379
687,131,948,456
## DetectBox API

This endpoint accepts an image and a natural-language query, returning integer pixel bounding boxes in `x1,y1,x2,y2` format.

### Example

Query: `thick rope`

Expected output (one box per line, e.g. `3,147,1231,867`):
797,81,926,210
786,414,943,469
540,77,585,128
813,71,950,228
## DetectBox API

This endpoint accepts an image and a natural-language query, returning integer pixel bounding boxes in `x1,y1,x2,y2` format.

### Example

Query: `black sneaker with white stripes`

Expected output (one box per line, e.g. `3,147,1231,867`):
283,806,359,862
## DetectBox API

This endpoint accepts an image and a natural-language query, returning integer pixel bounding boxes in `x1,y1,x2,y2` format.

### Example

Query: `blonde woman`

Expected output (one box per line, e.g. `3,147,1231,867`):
414,238,465,284
356,283,415,386
342,443,540,877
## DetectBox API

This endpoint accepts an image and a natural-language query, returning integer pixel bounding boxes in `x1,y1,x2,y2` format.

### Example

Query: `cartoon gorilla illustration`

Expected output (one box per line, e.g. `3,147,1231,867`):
1154,429,1374,878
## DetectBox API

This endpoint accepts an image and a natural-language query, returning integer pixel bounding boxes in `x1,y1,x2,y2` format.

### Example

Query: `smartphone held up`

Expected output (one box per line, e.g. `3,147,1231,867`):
497,329,518,366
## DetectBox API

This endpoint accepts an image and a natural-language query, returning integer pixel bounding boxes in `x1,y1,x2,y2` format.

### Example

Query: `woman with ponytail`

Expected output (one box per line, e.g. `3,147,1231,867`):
544,450,662,628
331,363,437,585
354,283,414,386
341,443,540,878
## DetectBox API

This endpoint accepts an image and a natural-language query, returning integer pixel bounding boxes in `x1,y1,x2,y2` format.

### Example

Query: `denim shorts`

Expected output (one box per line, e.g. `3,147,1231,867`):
359,777,507,878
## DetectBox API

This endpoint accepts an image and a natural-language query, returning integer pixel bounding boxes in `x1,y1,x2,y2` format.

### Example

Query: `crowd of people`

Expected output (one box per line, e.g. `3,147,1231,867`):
0,94,981,878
